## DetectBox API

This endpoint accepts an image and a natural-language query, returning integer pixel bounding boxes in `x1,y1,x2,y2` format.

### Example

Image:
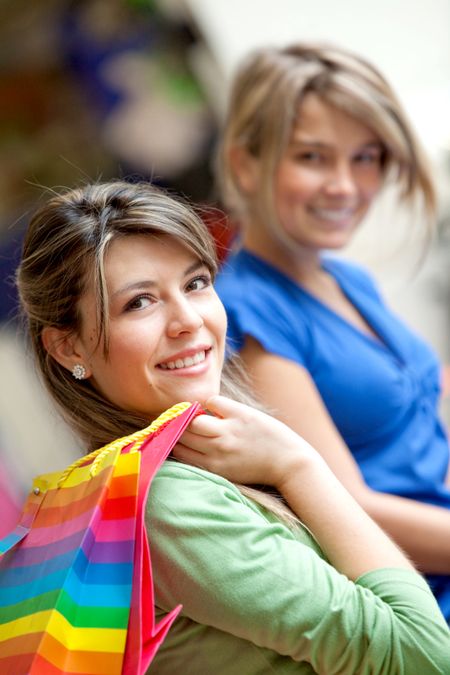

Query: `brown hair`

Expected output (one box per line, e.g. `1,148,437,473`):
218,43,436,231
17,180,298,526
17,181,221,450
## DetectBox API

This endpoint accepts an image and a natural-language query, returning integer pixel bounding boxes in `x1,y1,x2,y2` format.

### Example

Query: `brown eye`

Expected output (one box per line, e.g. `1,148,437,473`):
186,275,211,292
125,295,153,311
297,151,322,163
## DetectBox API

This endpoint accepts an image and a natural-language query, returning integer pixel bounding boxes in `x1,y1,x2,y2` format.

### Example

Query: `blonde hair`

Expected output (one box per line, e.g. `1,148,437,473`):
218,43,436,231
17,180,298,527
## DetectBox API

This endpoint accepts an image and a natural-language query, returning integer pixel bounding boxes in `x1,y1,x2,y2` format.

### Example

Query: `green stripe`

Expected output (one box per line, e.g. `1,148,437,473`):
0,589,129,629
0,589,60,624
56,591,130,628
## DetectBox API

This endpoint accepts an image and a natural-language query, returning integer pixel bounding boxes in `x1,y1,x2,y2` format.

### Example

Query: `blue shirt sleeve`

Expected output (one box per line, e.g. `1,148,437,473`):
216,253,312,367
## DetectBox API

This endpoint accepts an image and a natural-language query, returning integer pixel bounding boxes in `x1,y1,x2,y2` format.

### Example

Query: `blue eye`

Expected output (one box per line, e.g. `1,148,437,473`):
354,150,382,165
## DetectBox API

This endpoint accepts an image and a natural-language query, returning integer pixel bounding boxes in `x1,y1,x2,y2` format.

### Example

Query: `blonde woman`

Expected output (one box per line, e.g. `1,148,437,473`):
215,43,450,621
16,181,450,673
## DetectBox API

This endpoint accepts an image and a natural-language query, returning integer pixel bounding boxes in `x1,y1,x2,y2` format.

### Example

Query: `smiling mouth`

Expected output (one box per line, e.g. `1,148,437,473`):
158,349,208,370
310,207,358,222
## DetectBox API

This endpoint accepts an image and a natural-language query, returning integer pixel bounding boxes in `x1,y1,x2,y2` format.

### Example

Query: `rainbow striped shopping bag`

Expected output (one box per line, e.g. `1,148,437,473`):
0,401,201,675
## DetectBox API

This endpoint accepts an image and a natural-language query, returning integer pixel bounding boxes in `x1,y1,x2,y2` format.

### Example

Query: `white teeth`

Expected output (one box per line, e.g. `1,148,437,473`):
159,350,206,370
313,208,355,222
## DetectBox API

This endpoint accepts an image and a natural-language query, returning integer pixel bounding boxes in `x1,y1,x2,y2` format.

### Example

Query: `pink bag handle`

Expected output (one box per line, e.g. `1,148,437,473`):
123,402,203,674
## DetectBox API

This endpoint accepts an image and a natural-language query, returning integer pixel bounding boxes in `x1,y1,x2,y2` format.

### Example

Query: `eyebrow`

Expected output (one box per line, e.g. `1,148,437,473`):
111,260,206,299
291,138,382,150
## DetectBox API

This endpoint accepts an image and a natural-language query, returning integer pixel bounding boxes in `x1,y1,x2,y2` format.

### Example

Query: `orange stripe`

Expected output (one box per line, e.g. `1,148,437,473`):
33,470,138,525
34,486,108,527
107,473,139,500
0,632,124,674
37,632,124,674
38,471,111,508
0,645,123,675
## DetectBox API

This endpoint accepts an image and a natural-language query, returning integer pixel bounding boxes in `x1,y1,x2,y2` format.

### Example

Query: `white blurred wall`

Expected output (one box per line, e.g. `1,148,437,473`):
185,0,450,153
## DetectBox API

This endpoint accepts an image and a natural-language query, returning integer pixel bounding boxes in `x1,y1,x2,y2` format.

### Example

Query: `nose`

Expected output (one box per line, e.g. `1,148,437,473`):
166,296,204,338
324,160,357,198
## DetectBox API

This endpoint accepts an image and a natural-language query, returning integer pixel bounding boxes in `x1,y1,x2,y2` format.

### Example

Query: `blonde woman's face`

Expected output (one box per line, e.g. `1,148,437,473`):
273,93,383,251
76,234,227,418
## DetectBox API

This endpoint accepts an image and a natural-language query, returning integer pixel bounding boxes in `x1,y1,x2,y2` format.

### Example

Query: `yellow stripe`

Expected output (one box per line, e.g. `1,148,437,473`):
0,610,126,653
112,451,141,478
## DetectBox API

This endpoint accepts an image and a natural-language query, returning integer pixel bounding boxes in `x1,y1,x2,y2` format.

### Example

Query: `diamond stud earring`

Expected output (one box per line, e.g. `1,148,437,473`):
72,364,86,380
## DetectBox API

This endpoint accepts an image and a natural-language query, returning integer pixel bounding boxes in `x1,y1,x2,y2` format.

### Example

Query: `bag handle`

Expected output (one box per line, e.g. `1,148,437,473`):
123,401,204,675
57,401,197,487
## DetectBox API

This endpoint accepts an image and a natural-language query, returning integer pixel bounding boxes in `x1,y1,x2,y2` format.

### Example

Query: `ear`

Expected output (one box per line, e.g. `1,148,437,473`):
41,327,91,378
228,145,260,195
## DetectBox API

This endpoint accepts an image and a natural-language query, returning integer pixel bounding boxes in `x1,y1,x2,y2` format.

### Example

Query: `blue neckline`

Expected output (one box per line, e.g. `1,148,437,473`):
238,248,405,364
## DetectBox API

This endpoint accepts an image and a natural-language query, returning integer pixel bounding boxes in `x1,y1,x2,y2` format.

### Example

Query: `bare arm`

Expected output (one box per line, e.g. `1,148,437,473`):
441,364,450,488
240,337,450,574
174,395,412,581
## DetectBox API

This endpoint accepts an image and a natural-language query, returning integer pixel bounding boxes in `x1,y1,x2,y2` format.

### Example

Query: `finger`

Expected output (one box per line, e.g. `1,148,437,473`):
186,413,224,438
172,442,208,467
177,429,212,452
204,394,246,419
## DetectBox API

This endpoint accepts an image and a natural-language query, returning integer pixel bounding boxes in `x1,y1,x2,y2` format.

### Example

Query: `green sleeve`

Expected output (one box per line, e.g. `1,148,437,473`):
146,461,450,674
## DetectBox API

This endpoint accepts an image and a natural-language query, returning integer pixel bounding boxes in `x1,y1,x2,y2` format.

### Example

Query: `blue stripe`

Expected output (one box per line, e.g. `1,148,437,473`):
0,565,132,607
0,549,78,587
0,528,28,556
0,546,133,589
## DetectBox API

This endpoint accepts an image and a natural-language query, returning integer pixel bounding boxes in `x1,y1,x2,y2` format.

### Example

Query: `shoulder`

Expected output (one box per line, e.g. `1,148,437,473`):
215,249,285,305
147,460,317,553
149,460,268,523
325,256,383,301
216,250,312,359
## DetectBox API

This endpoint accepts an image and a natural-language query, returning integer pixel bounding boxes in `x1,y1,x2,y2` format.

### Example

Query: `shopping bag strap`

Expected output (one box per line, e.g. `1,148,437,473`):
123,401,203,675
0,487,46,556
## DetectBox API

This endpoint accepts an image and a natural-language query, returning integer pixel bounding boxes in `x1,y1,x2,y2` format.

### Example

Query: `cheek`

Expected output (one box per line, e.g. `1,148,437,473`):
360,170,383,199
208,296,227,347
276,167,319,205
106,326,156,369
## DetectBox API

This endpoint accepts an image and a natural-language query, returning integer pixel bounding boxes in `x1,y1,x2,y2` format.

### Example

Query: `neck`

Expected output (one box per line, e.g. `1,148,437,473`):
241,219,322,283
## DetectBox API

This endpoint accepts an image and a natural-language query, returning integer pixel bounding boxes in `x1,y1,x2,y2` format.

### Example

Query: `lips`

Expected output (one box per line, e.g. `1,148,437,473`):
158,349,208,370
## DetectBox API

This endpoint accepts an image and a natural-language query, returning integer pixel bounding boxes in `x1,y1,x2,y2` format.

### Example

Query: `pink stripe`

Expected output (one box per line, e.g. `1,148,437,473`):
21,505,100,546
95,517,136,542
19,511,136,553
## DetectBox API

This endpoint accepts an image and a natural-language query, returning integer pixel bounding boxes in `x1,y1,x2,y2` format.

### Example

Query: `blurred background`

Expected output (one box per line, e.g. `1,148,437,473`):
1,0,449,532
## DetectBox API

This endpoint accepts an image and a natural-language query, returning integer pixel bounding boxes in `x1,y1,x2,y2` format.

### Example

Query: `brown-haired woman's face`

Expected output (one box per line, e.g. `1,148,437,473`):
273,93,383,251
75,234,227,417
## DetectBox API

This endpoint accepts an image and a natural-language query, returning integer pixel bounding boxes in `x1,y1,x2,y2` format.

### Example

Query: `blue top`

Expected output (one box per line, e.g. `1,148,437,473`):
215,248,450,620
